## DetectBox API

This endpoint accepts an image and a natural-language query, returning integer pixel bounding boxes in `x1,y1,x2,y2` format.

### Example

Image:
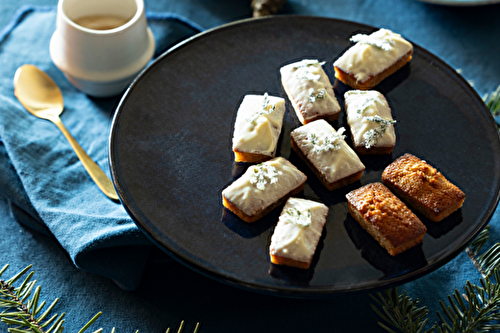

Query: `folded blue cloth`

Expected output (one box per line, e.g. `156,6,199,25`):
0,6,202,290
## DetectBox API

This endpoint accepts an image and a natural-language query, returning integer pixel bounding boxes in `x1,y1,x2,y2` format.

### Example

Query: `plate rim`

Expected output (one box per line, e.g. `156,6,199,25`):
109,14,500,297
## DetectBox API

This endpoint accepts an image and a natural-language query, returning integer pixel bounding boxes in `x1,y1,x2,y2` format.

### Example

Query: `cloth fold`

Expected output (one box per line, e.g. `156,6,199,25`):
0,6,203,290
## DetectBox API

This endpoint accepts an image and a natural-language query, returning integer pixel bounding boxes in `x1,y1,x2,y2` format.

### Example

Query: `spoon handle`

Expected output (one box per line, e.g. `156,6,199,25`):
50,116,119,201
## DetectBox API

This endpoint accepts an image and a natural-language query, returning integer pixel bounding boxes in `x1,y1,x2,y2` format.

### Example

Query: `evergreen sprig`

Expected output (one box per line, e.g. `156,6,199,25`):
0,264,200,332
484,84,500,134
484,85,500,119
434,271,500,332
370,288,429,333
372,227,500,333
0,264,104,333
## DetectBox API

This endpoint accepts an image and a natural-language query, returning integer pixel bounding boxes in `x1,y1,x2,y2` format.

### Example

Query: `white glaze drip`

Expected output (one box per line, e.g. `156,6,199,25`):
222,157,307,217
269,198,328,263
334,28,413,83
232,94,285,158
291,119,365,184
345,90,396,149
280,59,340,123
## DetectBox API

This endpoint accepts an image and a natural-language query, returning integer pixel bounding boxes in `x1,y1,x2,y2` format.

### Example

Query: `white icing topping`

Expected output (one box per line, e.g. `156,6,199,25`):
222,157,307,217
269,198,328,263
345,90,396,149
291,119,365,185
232,94,285,158
280,59,341,123
249,164,282,190
334,28,413,83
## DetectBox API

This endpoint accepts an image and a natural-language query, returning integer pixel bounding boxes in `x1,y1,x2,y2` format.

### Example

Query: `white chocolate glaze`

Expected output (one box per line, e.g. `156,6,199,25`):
232,94,286,158
345,90,396,149
280,59,341,124
291,119,365,185
333,29,413,83
269,197,328,264
222,157,307,217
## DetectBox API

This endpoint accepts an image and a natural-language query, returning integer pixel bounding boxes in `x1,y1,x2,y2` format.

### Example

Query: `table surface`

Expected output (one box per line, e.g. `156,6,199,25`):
1,0,500,332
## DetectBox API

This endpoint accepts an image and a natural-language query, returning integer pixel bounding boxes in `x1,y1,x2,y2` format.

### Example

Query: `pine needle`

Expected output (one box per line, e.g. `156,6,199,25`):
0,266,102,333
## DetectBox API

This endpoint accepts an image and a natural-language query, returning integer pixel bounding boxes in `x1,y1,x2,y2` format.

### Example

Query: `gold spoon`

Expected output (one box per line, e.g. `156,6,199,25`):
13,64,119,201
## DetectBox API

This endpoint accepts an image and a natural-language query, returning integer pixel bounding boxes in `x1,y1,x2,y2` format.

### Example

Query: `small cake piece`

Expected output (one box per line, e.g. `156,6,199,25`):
382,154,465,222
344,90,396,154
232,93,286,163
222,157,307,222
280,59,341,124
346,182,427,256
290,119,365,190
334,28,413,90
269,198,329,269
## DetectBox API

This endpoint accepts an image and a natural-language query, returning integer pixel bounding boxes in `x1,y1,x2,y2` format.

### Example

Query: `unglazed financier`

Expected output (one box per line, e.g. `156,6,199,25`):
222,157,307,222
280,59,341,124
232,93,286,163
382,154,465,222
290,119,365,191
334,28,413,90
269,197,329,269
346,182,427,256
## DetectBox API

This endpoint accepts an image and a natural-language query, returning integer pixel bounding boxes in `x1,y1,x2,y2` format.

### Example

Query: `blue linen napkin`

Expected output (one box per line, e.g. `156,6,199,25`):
0,6,203,290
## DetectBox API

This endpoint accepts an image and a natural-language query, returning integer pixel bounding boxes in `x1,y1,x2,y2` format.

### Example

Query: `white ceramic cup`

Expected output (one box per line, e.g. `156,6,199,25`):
50,0,155,97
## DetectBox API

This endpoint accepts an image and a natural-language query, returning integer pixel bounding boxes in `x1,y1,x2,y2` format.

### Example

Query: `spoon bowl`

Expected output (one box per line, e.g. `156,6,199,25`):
14,64,119,201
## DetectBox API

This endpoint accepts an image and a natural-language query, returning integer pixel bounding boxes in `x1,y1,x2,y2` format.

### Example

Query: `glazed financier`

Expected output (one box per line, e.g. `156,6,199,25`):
280,59,341,124
269,197,329,269
232,93,286,163
222,157,307,222
344,90,396,155
290,119,365,190
334,28,413,90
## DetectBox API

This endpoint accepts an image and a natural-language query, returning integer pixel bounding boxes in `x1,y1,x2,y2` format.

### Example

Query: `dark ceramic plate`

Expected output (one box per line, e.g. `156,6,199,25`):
109,16,500,297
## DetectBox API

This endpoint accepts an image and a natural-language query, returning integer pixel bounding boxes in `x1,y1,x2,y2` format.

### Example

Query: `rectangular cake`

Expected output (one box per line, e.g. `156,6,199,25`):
269,197,329,269
290,119,365,190
344,90,396,154
222,157,307,222
382,153,465,222
280,59,341,124
334,28,413,90
232,93,286,163
346,182,427,256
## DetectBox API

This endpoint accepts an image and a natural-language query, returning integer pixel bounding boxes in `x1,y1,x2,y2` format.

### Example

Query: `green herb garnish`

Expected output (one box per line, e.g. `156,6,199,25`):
284,207,312,227
308,127,346,154
250,164,282,190
362,115,396,148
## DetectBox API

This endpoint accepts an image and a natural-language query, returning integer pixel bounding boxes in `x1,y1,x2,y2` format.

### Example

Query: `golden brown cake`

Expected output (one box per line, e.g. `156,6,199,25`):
290,119,365,191
346,182,427,256
232,93,286,163
222,157,307,222
334,29,413,90
344,90,396,155
280,59,341,124
382,153,465,222
269,197,329,269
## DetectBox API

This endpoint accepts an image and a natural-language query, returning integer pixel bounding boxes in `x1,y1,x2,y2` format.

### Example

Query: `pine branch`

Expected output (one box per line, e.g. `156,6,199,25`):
484,85,500,117
484,84,500,131
371,227,500,333
433,270,500,332
370,288,429,333
1,264,201,332
0,264,101,333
